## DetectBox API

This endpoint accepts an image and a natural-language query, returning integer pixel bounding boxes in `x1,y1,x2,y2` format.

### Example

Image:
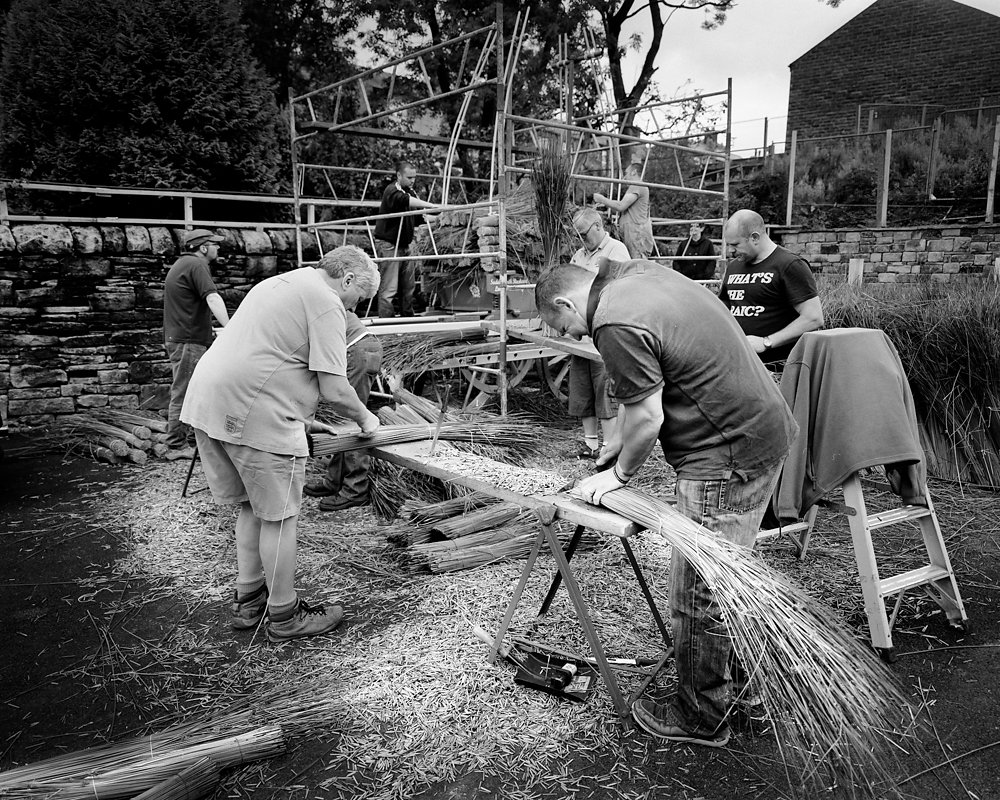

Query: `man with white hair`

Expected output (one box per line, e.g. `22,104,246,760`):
181,246,381,642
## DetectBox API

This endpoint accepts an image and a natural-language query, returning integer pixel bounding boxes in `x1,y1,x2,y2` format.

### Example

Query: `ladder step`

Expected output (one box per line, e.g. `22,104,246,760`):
757,520,810,541
866,505,933,531
878,564,952,597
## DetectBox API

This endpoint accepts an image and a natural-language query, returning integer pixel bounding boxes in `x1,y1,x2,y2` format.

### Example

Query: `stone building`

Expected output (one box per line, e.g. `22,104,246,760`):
786,0,1000,139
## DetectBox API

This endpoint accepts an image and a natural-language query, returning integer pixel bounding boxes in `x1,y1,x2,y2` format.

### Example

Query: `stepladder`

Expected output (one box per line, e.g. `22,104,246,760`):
840,472,967,661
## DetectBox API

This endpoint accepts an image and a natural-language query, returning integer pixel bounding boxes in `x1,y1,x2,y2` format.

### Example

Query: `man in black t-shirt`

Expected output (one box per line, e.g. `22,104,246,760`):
719,210,824,364
373,161,437,318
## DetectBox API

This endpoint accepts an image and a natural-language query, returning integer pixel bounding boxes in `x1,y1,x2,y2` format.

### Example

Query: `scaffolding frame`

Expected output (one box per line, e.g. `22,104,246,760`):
287,4,731,413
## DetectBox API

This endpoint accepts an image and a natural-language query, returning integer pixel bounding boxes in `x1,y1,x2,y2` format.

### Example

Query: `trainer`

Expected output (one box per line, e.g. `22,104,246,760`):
181,246,381,643
534,257,796,748
162,229,230,460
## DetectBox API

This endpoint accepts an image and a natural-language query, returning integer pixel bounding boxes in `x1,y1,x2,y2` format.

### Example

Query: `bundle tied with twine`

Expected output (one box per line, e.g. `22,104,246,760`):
0,725,284,800
598,487,920,800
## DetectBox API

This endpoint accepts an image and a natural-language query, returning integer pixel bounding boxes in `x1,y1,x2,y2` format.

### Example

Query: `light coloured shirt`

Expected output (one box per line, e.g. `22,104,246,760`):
571,232,631,273
181,267,347,457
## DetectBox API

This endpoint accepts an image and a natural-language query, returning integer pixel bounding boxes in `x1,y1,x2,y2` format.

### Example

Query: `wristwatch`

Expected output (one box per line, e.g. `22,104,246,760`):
762,336,773,350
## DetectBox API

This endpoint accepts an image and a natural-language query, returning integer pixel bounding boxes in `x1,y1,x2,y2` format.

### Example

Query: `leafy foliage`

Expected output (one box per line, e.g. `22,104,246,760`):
0,0,283,200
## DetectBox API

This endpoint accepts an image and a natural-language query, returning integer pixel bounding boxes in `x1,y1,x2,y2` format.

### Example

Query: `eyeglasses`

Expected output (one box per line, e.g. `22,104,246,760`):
574,221,599,239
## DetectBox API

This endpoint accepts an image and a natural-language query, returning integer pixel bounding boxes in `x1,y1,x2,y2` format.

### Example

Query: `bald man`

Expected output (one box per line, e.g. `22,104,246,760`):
719,210,823,364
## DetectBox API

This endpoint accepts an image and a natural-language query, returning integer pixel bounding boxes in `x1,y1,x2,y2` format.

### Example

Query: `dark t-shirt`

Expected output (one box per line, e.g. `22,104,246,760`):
589,260,797,480
374,182,417,249
163,254,218,346
674,236,716,280
718,246,818,362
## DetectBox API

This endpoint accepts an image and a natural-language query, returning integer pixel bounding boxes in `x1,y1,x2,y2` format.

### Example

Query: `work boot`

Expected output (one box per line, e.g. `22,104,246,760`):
303,481,337,498
231,585,268,631
266,598,344,643
631,699,731,748
317,494,369,512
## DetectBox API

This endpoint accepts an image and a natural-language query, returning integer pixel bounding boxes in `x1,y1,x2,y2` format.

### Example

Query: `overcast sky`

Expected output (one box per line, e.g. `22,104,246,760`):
619,0,998,155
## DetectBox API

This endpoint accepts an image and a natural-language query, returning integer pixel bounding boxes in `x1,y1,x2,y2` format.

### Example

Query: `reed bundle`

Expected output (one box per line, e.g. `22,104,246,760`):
129,757,219,800
407,493,499,525
381,330,488,376
309,421,544,457
0,726,284,799
430,503,522,538
532,150,574,269
64,416,151,450
94,408,167,435
598,487,917,799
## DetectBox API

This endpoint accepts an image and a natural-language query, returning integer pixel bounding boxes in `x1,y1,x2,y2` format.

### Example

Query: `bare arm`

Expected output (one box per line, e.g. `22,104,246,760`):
205,292,229,327
593,190,638,214
747,296,825,354
316,373,380,434
407,196,436,210
577,390,664,504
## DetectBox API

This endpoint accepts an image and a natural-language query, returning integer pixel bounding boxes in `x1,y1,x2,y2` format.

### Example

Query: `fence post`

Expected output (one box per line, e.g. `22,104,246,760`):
183,195,193,229
785,129,797,227
762,117,769,169
848,258,864,287
986,121,1000,224
0,185,8,226
877,128,892,228
926,118,941,200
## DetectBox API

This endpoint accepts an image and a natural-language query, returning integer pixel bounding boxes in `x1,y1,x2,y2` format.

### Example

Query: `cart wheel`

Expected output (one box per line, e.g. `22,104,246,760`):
461,359,534,410
536,353,571,406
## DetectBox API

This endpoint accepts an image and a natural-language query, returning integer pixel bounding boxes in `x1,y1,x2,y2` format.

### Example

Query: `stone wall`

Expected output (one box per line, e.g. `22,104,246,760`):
776,224,1000,284
0,223,348,431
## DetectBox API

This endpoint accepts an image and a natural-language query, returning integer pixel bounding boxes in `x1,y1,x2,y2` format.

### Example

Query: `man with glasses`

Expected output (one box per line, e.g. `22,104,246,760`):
162,228,230,461
567,208,630,458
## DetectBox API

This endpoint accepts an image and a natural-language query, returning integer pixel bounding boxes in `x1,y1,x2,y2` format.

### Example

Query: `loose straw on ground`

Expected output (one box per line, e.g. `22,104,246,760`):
597,486,920,800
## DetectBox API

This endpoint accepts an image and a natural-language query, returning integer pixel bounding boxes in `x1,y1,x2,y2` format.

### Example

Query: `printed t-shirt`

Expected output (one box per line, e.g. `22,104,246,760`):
718,246,818,362
181,267,347,457
588,260,796,480
163,255,218,346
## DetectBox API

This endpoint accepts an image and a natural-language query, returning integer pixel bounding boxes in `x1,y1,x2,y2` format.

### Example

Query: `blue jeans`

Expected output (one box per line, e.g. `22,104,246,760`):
319,335,383,500
165,341,206,449
669,461,783,735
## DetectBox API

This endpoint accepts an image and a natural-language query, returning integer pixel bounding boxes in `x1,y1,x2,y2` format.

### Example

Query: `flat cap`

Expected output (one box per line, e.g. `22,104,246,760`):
184,229,225,249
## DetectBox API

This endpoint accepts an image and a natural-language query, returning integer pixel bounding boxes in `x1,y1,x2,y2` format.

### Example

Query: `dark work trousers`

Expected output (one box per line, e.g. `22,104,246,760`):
321,335,383,501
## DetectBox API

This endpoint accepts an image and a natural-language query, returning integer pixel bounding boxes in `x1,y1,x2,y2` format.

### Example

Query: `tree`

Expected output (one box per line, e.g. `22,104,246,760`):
0,0,283,195
598,0,842,133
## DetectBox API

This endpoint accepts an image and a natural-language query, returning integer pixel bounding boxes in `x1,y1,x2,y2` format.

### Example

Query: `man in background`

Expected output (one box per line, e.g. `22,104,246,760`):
593,162,654,259
304,309,383,511
567,208,630,459
181,246,381,643
373,160,437,318
719,209,824,365
673,222,717,280
162,228,230,460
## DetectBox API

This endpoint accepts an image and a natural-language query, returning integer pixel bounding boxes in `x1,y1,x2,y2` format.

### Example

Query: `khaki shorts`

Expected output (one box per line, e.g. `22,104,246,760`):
567,356,618,419
193,430,306,521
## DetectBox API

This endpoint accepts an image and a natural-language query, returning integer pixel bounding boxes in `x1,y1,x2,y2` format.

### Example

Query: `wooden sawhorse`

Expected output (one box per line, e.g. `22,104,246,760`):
371,441,673,728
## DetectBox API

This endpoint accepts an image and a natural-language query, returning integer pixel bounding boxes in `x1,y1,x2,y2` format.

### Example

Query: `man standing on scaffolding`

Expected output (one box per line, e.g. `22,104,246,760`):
373,160,437,318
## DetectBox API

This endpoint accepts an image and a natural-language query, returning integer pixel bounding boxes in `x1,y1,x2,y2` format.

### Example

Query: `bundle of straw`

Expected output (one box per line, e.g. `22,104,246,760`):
94,408,168,435
129,757,219,800
0,726,284,800
309,421,544,457
532,149,574,269
409,518,540,573
430,503,522,538
598,487,918,799
407,493,499,525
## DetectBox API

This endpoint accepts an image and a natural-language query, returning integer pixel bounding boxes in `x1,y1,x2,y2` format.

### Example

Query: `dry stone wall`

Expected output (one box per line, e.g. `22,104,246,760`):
0,223,354,431
776,225,1000,284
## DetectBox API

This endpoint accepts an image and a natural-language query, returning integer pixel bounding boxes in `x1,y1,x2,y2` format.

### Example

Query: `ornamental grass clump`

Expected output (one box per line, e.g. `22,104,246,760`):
599,487,920,800
822,280,1000,487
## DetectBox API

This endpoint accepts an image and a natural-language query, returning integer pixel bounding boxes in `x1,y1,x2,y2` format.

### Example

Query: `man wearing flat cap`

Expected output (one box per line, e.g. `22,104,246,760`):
162,229,231,460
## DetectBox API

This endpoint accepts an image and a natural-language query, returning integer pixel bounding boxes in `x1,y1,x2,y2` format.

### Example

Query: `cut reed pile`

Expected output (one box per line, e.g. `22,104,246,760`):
822,280,1000,488
384,494,501,546
598,486,920,800
309,421,547,458
40,412,166,465
380,329,488,376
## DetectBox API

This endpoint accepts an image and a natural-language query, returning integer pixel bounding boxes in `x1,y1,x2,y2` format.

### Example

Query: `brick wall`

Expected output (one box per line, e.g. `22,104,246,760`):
787,0,1000,139
0,224,356,431
776,224,1000,283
